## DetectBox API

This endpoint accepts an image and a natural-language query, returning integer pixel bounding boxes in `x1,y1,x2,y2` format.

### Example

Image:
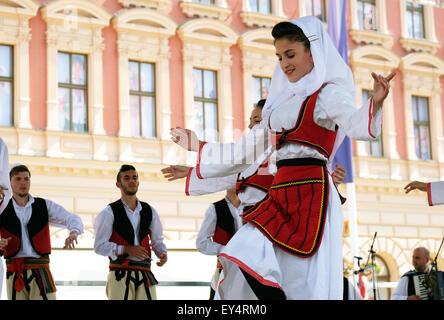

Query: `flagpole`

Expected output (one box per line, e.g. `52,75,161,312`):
347,182,360,286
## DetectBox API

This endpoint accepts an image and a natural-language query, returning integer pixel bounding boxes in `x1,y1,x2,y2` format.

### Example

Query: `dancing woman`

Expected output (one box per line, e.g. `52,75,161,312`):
170,16,394,299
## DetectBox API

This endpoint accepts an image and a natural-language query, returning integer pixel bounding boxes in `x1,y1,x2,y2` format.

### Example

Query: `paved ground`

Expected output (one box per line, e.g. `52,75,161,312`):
0,243,216,300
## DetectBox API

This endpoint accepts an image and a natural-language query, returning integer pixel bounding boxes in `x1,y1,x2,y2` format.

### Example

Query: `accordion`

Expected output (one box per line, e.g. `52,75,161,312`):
412,271,444,300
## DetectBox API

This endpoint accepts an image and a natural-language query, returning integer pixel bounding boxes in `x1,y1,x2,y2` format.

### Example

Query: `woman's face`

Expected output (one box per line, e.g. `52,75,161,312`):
275,37,314,83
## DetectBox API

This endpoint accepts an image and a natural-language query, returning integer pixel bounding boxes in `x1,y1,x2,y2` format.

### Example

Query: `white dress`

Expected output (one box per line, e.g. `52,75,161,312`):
194,83,382,300
428,181,444,206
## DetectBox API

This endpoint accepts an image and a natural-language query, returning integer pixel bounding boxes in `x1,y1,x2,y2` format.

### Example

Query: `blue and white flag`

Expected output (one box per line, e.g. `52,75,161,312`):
328,0,354,183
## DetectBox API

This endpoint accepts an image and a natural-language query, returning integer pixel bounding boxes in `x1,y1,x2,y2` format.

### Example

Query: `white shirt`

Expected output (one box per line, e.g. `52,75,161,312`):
428,181,444,206
197,84,382,178
391,276,410,300
0,138,11,214
9,195,84,258
186,147,273,208
196,197,242,256
94,198,167,261
391,268,433,300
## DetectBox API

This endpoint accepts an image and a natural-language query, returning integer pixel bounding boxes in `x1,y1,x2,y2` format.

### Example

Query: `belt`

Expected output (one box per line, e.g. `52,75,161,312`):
276,158,326,169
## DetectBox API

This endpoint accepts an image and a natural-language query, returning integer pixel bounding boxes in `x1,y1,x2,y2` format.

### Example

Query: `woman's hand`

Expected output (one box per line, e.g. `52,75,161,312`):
161,165,191,181
404,181,427,194
332,163,346,186
170,127,200,152
372,71,396,113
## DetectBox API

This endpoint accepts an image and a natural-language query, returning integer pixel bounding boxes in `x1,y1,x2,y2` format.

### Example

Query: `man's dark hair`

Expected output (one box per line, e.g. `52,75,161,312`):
272,21,310,50
256,99,266,109
10,165,31,180
116,164,137,182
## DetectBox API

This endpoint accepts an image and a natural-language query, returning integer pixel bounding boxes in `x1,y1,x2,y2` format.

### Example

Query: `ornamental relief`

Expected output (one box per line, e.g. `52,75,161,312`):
182,44,231,70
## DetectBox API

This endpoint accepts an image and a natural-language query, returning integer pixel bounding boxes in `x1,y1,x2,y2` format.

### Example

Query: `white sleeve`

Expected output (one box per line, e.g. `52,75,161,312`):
149,206,167,258
390,276,409,300
185,167,237,196
0,138,11,215
428,181,444,206
195,205,224,256
196,122,270,179
94,206,119,260
46,199,84,234
315,84,382,141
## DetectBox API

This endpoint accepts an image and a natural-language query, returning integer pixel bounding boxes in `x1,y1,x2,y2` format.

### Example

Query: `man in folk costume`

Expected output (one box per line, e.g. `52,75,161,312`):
94,164,167,300
405,181,444,206
170,16,395,299
0,164,83,300
195,188,241,299
0,138,12,299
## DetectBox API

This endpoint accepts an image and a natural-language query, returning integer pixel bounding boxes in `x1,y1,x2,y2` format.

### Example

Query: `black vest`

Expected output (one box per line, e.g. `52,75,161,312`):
0,197,50,258
109,199,153,247
212,199,235,246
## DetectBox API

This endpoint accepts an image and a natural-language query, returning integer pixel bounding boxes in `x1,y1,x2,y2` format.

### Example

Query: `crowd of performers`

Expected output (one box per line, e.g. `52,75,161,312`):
0,16,443,300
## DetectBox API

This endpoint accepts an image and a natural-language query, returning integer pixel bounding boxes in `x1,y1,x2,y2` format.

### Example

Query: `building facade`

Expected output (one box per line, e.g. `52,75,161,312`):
1,0,444,298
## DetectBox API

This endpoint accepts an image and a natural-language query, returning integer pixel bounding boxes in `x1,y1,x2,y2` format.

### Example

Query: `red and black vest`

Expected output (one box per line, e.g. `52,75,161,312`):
235,156,274,195
243,84,336,258
269,83,338,158
108,199,153,260
0,198,51,259
212,199,235,246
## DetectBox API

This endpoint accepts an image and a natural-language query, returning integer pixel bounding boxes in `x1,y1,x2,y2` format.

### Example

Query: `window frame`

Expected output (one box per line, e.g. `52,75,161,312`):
411,95,432,161
305,0,327,22
252,75,271,106
405,1,425,39
249,0,272,15
128,60,157,138
357,0,377,31
362,89,383,157
193,68,219,142
0,44,14,127
57,51,89,133
191,0,215,3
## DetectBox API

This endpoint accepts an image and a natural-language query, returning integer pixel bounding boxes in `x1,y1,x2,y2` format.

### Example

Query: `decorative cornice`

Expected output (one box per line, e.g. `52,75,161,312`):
239,11,286,28
350,29,393,48
117,0,171,12
400,37,441,55
180,1,231,21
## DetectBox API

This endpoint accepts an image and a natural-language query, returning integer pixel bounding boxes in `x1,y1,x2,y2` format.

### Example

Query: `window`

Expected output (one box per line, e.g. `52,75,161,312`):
249,0,272,14
191,0,214,3
363,90,382,157
128,61,156,138
357,0,377,31
305,0,326,22
57,52,88,133
412,96,431,160
252,76,270,106
193,68,218,142
0,45,13,127
405,1,424,39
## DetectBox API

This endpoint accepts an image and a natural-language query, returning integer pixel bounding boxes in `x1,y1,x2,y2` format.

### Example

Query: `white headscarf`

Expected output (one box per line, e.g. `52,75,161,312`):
262,16,355,122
